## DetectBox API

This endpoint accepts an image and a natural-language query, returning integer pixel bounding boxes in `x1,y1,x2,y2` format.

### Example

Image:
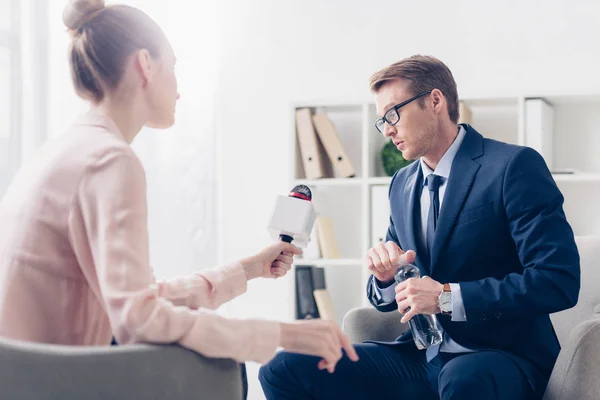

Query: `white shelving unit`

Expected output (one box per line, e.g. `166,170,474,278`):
289,94,600,326
295,258,363,267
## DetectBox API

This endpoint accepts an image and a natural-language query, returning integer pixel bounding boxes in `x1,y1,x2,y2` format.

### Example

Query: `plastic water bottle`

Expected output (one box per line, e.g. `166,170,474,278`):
394,264,443,350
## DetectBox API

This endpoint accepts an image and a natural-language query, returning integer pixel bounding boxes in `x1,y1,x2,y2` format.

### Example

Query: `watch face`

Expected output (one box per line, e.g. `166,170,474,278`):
439,292,452,312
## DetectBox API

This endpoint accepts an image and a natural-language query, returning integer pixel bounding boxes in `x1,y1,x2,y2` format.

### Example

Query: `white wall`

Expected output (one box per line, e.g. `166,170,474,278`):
215,1,600,398
47,0,222,277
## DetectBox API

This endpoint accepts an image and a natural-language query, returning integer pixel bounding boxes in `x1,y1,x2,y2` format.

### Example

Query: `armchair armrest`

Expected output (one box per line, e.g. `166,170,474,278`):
543,318,600,400
342,306,409,344
0,338,243,400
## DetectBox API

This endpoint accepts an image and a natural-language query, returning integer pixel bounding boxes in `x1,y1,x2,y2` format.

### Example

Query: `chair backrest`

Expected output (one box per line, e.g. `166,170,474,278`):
550,235,600,345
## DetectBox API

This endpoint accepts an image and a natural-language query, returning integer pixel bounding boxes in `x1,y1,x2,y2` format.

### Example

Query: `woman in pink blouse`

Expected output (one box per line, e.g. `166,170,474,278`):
0,0,358,374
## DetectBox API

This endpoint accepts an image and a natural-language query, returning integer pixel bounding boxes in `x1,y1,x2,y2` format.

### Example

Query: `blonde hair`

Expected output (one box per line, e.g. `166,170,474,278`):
369,55,460,123
62,0,168,102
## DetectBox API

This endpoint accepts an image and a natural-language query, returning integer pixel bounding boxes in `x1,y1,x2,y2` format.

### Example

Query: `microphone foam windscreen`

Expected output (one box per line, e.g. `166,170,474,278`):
290,184,312,201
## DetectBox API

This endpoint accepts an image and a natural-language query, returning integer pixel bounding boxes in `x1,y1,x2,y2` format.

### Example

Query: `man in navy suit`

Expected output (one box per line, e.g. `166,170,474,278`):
259,55,580,400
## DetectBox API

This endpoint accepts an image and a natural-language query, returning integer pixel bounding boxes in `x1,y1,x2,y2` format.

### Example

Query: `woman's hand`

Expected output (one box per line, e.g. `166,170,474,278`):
280,320,359,373
241,242,302,280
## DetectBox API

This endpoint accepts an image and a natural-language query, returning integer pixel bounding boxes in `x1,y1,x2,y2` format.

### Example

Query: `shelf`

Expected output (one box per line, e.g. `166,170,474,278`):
367,176,392,185
458,96,520,107
541,94,600,105
294,258,363,267
295,173,600,186
294,177,395,187
552,173,600,182
293,178,363,187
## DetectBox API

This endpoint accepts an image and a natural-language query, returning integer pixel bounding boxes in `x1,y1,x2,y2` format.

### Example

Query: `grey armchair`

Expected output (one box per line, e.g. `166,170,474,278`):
343,235,600,400
0,337,244,399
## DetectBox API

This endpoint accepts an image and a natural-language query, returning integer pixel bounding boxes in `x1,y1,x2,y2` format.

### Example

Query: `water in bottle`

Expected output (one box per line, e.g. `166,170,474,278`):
394,264,443,350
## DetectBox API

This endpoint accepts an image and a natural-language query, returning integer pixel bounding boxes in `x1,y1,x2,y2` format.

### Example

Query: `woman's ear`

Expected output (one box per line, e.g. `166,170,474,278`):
134,49,154,87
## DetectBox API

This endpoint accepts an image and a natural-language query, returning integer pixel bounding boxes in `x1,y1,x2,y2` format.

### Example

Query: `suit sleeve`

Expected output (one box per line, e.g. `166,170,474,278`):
367,173,404,312
459,147,580,323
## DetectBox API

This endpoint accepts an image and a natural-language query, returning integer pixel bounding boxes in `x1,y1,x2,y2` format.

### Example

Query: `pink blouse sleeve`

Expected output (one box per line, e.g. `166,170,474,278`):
68,150,280,363
153,262,249,310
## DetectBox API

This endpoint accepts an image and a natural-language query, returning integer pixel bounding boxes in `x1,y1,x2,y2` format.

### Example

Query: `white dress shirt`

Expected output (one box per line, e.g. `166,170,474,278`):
372,126,474,357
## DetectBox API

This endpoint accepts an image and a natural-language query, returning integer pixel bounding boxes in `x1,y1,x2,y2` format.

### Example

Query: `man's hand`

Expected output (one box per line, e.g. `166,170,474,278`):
366,241,416,285
395,277,444,323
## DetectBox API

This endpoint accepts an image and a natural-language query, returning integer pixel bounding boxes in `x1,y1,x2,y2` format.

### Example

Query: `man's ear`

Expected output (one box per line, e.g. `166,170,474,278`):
134,49,153,87
430,88,445,116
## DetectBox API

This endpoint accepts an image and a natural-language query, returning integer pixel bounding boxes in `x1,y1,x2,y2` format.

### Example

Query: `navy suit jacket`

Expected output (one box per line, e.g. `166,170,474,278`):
366,124,580,378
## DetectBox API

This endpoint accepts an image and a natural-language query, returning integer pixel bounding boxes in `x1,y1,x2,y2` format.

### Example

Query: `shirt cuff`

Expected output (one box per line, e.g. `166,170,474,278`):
450,283,467,321
372,278,398,305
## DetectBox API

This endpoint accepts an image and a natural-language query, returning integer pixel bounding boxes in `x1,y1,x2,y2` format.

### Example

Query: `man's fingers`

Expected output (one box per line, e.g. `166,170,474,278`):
403,250,416,264
395,280,408,293
395,291,408,304
384,241,403,265
369,250,385,273
376,243,393,270
396,251,416,266
396,300,410,314
401,308,417,324
387,241,406,255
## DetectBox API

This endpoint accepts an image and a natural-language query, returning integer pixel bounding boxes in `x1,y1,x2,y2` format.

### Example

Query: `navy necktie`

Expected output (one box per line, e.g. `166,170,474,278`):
426,174,443,253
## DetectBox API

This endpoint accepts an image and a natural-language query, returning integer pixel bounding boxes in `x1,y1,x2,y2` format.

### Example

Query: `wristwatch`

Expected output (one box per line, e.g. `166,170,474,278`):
438,283,452,315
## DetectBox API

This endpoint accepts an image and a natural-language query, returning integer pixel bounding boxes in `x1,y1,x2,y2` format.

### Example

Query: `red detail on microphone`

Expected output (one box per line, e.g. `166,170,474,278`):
289,192,311,202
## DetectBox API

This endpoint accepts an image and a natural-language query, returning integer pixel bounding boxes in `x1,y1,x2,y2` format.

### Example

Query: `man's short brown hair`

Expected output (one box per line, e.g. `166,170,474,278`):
369,55,459,123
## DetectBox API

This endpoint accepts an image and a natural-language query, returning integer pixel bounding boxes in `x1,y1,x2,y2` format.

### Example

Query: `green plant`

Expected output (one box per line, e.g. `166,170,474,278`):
381,140,414,176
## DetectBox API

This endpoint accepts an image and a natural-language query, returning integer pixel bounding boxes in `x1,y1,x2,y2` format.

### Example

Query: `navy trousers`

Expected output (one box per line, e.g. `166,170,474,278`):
259,343,544,400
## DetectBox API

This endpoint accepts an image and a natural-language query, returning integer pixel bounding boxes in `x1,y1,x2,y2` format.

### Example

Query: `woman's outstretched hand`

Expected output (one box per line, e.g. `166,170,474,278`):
241,242,303,280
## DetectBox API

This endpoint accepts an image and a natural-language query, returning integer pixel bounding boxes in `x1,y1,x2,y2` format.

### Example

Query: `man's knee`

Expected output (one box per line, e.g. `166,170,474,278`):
259,351,310,388
438,364,493,399
258,353,281,387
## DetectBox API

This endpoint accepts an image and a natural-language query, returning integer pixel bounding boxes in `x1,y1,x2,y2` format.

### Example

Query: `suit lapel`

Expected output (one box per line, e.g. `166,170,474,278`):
430,126,484,272
402,166,430,275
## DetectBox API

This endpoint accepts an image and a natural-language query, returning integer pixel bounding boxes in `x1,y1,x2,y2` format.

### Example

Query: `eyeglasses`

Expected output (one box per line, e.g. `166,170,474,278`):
374,91,432,134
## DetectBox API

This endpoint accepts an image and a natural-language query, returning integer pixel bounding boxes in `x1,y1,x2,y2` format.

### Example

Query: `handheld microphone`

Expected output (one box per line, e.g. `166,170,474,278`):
267,184,316,248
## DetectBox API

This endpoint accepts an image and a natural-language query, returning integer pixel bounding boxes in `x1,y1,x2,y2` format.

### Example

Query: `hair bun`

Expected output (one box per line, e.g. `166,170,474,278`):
62,0,105,32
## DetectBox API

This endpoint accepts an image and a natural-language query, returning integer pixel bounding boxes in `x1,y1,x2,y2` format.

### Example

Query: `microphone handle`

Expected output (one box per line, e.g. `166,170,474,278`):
274,234,294,279
279,234,293,243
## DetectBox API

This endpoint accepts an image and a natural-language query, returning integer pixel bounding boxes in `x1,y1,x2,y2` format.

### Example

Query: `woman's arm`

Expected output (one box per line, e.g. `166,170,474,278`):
153,262,248,310
152,237,300,310
68,150,280,363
